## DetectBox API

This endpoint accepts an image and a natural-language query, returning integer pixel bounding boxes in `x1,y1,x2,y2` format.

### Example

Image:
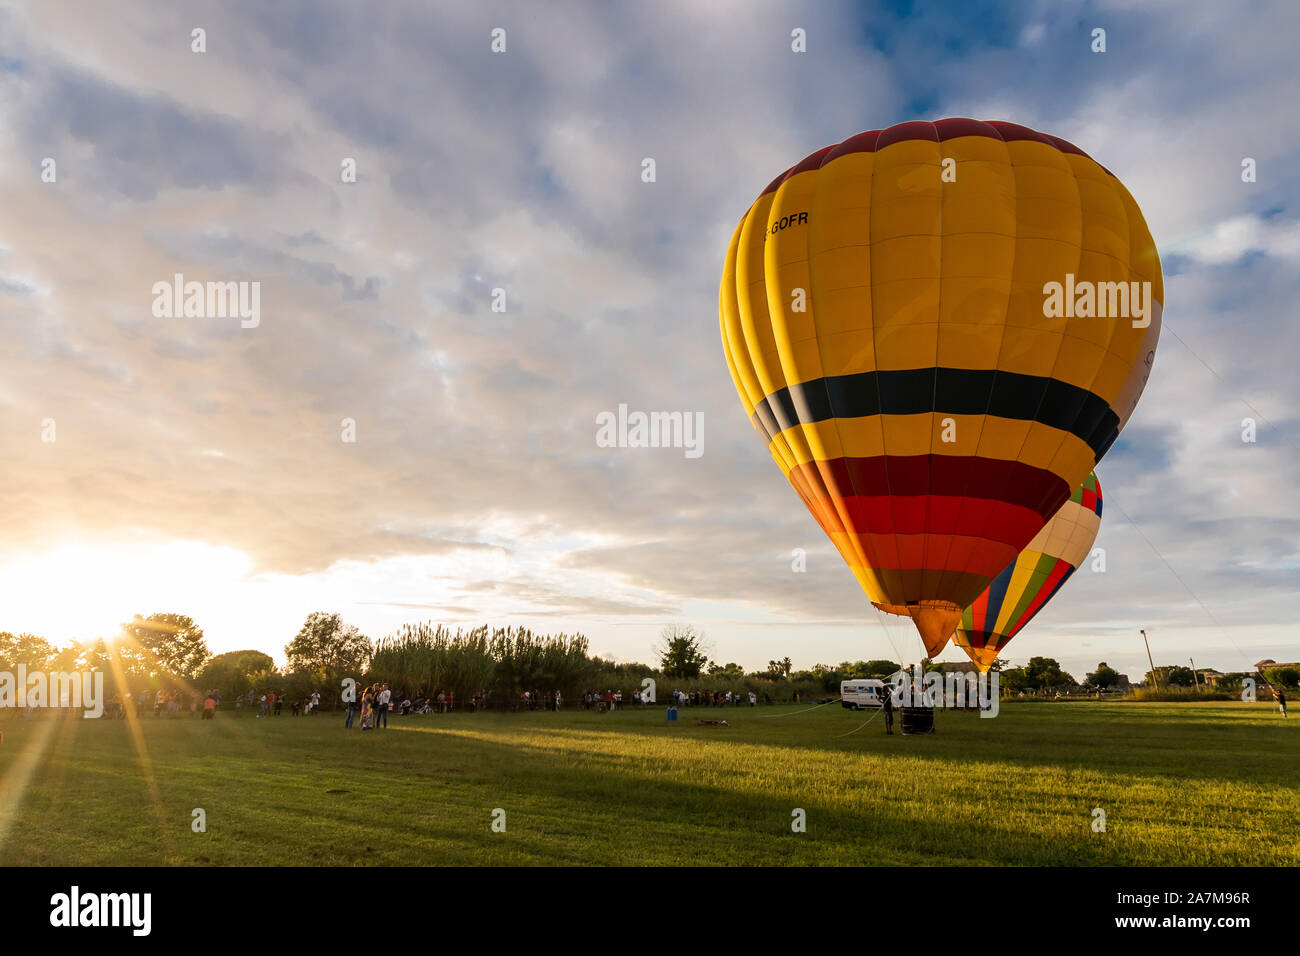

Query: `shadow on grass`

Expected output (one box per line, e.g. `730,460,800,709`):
0,708,1293,866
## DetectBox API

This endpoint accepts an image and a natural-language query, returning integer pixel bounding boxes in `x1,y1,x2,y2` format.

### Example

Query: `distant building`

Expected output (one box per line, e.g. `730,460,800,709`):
1255,659,1300,672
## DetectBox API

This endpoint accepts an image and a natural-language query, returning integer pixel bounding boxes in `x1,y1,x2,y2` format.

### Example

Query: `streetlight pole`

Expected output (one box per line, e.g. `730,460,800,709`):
1141,629,1159,690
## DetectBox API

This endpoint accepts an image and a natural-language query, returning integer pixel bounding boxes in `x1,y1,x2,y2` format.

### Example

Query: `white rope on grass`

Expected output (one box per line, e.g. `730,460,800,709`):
759,696,843,718
836,705,884,737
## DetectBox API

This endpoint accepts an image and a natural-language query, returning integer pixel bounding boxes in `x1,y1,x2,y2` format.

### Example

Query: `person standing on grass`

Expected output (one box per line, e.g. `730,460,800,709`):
203,693,216,720
1278,687,1288,718
345,692,357,729
882,685,895,735
360,686,375,730
377,684,391,728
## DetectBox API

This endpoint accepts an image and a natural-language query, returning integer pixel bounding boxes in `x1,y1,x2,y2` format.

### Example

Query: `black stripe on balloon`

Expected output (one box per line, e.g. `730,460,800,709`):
751,368,1119,458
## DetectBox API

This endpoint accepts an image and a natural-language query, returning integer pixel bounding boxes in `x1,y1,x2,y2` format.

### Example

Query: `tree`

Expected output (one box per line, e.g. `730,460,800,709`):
656,625,710,679
1265,667,1299,688
1000,667,1029,693
0,632,54,669
197,650,276,698
1024,656,1076,689
120,614,210,681
707,661,745,678
1147,665,1194,687
1086,662,1121,689
285,612,370,679
765,657,794,679
835,659,899,680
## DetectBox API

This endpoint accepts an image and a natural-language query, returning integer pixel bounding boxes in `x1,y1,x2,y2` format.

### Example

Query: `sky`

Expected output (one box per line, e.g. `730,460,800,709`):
0,0,1296,681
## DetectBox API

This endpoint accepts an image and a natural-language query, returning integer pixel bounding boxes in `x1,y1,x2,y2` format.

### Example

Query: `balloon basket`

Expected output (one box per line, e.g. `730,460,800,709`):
900,706,936,735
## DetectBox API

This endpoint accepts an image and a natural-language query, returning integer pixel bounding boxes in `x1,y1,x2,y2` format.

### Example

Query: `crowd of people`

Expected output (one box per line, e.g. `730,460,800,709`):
97,688,327,720
102,688,214,719
669,689,765,707
346,683,392,730
88,684,793,725
228,689,322,717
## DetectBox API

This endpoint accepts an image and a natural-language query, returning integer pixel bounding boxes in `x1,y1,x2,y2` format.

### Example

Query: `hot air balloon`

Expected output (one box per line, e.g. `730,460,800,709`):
952,471,1103,672
718,119,1161,658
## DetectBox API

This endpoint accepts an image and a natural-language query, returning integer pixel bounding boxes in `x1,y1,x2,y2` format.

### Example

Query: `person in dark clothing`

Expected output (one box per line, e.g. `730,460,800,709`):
882,687,895,735
1278,687,1288,718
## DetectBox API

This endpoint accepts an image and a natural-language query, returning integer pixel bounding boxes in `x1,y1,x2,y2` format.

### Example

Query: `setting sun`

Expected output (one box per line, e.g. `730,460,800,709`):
0,540,252,644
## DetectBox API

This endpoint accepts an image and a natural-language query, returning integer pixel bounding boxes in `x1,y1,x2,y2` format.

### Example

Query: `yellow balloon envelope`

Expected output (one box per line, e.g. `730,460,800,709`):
952,471,1103,672
718,119,1161,656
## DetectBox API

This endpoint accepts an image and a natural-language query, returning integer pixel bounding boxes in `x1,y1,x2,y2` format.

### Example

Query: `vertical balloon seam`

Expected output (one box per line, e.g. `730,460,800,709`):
1025,159,1121,525
865,127,908,616
931,122,1017,614
816,142,896,602
774,158,870,584
1098,178,1150,445
919,123,945,624
851,141,900,610
756,167,847,538
721,209,808,529
807,141,890,608
735,198,802,481
797,153,883,601
738,179,847,548
945,123,1042,609
956,139,1087,594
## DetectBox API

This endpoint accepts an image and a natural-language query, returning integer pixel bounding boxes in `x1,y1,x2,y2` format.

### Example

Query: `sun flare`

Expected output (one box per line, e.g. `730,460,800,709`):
0,540,252,644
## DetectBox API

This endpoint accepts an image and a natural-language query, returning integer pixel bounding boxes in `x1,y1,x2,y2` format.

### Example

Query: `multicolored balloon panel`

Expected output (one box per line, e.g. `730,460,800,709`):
718,119,1161,655
953,472,1103,671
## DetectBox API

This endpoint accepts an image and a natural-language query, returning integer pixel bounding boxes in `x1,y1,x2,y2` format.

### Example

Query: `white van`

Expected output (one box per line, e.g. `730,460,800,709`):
841,678,890,710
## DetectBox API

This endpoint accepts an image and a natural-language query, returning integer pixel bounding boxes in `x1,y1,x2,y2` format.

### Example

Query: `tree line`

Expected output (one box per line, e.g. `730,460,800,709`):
4,615,1289,711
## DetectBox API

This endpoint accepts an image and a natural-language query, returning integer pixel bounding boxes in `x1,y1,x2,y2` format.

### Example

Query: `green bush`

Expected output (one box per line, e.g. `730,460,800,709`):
1132,686,1232,702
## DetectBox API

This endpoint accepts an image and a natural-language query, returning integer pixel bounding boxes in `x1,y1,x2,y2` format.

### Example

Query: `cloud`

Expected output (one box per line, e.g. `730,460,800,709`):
0,0,1295,674
1173,214,1300,265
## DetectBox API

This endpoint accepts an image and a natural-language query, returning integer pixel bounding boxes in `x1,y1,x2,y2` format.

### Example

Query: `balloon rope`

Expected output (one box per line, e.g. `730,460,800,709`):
835,706,884,737
1110,496,1268,680
1163,323,1300,458
871,601,914,668
759,696,842,718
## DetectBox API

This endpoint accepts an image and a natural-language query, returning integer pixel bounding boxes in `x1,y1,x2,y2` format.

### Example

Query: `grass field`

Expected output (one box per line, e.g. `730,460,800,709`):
0,701,1294,866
